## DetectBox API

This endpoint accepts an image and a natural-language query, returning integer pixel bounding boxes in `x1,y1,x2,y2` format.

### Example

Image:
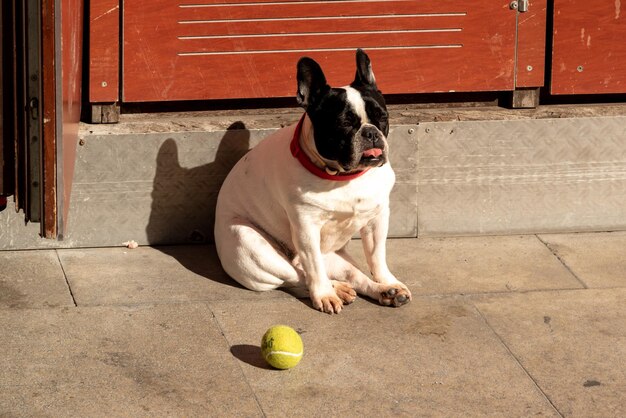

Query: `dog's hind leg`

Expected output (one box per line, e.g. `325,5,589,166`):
215,219,305,292
328,249,411,307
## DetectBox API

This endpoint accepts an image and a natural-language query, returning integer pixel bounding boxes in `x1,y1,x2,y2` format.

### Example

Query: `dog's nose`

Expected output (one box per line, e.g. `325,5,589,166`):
361,126,381,143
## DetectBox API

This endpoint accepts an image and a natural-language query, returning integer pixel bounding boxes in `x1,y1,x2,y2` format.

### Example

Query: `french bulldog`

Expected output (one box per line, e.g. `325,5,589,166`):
214,49,411,314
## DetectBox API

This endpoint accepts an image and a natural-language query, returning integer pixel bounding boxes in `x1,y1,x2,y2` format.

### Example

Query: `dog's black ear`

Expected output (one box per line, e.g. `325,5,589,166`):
297,57,329,109
352,48,377,88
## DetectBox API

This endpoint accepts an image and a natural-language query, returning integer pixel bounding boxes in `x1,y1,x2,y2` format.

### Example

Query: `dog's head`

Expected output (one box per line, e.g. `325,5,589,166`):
296,49,389,173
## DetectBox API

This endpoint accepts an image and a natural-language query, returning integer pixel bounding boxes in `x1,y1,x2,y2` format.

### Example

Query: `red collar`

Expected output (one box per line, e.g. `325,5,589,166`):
290,114,368,181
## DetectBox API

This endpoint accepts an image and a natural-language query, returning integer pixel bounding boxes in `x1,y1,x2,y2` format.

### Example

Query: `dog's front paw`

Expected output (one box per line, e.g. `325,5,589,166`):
311,292,344,314
332,281,357,305
378,284,411,307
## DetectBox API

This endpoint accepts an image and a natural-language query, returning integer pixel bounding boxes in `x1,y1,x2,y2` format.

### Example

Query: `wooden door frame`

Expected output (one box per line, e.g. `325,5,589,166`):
41,0,83,238
42,0,58,237
1,0,82,239
1,0,5,196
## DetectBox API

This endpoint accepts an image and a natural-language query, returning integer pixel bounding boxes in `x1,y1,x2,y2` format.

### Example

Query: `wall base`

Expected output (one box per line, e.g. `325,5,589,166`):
2,105,625,249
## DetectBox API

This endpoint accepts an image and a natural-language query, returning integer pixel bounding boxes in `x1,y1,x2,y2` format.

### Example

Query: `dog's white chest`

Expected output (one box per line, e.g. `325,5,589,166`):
320,202,381,252
312,174,391,253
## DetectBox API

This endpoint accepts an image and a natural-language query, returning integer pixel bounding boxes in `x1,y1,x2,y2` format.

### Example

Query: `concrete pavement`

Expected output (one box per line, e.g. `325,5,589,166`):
1,232,625,417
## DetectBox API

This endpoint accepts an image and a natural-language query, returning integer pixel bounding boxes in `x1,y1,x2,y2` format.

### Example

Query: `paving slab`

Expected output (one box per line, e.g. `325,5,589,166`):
57,245,289,306
539,231,626,288
0,304,262,417
212,297,559,417
475,289,626,417
0,250,74,309
346,236,582,296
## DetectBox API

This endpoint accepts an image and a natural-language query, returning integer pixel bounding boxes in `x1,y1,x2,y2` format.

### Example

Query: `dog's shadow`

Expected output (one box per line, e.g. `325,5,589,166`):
145,121,251,289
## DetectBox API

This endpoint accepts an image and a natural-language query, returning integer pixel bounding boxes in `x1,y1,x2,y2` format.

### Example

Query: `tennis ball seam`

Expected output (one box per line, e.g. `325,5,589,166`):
265,350,303,358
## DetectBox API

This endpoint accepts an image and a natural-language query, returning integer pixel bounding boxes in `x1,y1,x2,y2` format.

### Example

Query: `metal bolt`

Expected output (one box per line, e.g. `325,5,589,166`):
425,127,431,133
79,139,85,146
101,81,108,87
577,65,584,72
526,65,533,72
408,128,415,134
510,1,518,10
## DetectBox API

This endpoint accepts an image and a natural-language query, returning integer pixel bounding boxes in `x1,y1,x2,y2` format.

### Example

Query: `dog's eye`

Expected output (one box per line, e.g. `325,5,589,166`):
341,111,359,129
373,109,387,123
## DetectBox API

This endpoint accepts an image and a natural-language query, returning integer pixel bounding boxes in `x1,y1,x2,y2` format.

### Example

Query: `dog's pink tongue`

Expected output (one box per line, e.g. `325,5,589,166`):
362,148,382,158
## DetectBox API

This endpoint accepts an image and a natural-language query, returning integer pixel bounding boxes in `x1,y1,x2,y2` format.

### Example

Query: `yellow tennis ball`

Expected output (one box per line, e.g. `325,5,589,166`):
261,325,304,369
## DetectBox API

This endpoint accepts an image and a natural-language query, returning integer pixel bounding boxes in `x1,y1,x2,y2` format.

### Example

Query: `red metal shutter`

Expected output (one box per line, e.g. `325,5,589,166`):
123,0,520,101
551,0,626,94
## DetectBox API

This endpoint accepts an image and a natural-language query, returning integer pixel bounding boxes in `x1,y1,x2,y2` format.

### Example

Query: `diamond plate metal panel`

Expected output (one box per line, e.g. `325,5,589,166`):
19,123,417,248
388,125,418,237
5,114,626,249
64,126,268,247
417,117,626,236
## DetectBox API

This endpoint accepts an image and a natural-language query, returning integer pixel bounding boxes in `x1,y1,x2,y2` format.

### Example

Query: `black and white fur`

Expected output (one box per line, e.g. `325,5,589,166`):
214,49,411,314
